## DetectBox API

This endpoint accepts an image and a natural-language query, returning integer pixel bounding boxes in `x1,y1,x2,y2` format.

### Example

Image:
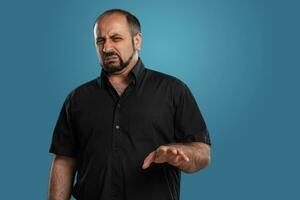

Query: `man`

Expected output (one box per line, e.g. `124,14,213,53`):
48,9,211,200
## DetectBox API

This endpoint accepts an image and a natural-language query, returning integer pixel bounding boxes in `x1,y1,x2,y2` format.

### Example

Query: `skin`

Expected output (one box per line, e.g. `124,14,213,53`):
93,13,142,96
93,13,211,173
143,142,211,173
48,13,141,200
48,155,77,200
48,12,211,200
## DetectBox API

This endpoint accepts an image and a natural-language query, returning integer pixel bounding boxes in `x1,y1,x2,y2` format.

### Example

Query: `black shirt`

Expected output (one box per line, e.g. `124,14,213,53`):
49,58,211,200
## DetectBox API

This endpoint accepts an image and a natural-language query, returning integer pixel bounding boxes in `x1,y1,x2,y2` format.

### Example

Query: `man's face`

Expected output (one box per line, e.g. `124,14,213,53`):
93,13,141,74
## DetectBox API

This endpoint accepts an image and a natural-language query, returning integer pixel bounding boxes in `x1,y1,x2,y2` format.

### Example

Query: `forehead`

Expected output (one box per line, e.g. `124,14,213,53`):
94,13,130,37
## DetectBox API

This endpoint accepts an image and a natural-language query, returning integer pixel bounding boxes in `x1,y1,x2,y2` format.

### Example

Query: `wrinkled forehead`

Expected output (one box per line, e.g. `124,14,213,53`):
93,13,131,37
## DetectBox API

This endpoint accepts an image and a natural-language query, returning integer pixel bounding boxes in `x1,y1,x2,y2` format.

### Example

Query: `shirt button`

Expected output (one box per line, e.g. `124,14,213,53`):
116,125,120,129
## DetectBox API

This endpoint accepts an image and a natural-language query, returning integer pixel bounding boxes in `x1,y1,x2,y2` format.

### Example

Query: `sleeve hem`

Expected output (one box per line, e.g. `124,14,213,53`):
177,129,211,146
49,147,77,158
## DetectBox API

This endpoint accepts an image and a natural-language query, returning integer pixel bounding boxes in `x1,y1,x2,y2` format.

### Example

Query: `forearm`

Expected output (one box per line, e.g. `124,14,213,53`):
48,155,77,200
169,142,211,173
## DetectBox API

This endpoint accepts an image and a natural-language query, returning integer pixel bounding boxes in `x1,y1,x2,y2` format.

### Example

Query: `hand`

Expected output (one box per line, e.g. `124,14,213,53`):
142,145,190,169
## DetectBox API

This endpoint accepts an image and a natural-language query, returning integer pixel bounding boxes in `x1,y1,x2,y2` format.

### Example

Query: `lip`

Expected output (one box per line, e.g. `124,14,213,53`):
104,55,118,61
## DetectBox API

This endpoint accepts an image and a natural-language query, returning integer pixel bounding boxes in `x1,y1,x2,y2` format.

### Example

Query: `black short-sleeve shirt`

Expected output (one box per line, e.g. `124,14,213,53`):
49,58,211,200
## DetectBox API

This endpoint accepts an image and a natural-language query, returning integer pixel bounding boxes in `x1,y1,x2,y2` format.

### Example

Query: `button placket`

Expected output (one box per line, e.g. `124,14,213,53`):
115,101,121,131
112,99,122,151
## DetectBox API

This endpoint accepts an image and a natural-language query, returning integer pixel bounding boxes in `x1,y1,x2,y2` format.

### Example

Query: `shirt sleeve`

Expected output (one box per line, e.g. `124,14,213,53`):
49,91,78,157
173,81,211,145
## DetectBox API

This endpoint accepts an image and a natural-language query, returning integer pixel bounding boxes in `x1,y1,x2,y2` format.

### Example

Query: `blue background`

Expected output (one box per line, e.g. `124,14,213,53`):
0,0,299,199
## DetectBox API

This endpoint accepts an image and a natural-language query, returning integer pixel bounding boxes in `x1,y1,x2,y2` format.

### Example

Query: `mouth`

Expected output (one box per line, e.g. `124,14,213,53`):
104,55,118,61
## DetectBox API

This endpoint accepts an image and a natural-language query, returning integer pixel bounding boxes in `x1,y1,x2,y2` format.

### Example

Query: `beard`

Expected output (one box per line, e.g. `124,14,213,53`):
101,46,136,75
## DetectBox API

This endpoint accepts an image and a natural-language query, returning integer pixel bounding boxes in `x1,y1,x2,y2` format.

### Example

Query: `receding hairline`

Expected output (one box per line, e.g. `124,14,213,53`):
95,12,125,24
93,9,141,36
93,13,131,38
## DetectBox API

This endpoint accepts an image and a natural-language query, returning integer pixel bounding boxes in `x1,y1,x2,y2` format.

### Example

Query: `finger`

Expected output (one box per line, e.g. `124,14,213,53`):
157,146,168,155
173,154,183,163
143,151,155,169
165,148,178,161
154,146,168,163
166,154,183,166
173,156,186,166
178,150,189,162
142,151,156,169
166,147,178,156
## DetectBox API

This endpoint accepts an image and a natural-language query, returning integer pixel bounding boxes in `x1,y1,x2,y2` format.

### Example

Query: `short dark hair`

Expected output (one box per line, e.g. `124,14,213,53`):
93,9,141,37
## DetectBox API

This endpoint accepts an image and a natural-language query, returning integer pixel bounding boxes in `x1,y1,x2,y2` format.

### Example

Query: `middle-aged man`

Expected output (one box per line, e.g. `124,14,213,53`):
48,9,211,200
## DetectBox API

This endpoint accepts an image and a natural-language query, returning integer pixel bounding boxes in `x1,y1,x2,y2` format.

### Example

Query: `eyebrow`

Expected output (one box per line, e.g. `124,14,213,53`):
111,34,123,37
97,34,124,40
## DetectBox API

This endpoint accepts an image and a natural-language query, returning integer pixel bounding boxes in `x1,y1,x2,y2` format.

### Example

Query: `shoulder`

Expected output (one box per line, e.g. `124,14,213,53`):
64,78,98,103
147,68,186,87
146,68,187,88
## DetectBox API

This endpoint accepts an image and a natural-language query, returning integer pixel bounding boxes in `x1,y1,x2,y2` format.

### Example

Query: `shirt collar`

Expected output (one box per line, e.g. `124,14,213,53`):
97,57,145,88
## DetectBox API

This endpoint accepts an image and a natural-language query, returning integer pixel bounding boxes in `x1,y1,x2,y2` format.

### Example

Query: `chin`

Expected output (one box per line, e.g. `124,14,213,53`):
106,61,120,67
104,65,124,74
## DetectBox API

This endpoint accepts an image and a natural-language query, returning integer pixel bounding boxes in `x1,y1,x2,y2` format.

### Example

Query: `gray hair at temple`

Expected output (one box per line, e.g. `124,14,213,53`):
93,9,141,38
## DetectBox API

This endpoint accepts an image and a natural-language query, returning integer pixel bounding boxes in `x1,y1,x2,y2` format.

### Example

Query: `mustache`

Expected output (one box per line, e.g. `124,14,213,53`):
104,51,119,58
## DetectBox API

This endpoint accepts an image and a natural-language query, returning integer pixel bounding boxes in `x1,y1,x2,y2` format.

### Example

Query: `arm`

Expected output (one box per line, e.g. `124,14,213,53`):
143,142,211,173
48,155,77,200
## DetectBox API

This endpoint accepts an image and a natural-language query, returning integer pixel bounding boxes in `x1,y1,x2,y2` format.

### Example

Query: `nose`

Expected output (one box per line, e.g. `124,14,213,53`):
102,40,113,53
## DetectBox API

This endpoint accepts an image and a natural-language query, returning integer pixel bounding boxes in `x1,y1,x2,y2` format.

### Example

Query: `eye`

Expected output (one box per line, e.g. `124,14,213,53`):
96,39,104,45
112,37,122,42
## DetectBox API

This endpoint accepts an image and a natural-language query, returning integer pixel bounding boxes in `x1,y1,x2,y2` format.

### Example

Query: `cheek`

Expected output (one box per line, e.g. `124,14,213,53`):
119,43,134,57
96,48,104,58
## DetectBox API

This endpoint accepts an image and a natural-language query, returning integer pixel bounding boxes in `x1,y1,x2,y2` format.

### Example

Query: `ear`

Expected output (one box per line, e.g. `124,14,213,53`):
134,32,142,51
